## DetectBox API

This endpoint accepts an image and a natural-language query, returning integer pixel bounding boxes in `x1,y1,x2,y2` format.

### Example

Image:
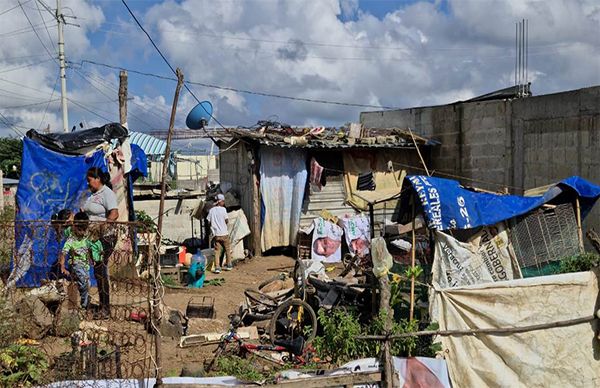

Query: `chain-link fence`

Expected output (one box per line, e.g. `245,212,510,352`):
0,220,160,386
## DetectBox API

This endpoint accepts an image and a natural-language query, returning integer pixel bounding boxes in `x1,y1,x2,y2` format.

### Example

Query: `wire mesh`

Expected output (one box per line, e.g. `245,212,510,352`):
0,220,159,386
509,203,580,269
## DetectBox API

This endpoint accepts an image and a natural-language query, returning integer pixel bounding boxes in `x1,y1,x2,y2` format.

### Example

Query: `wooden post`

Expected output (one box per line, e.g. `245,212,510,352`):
575,197,584,252
408,127,430,177
118,70,128,127
155,68,184,387
409,200,416,321
378,274,396,388
251,147,261,256
0,169,4,212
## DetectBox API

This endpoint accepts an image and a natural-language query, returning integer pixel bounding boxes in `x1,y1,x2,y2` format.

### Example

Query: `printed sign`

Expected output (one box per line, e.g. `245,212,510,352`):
433,223,516,288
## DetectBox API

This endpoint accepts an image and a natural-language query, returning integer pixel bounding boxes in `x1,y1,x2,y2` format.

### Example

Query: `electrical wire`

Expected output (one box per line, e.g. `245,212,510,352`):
0,21,57,38
38,74,59,129
0,58,54,74
0,0,32,17
0,111,25,137
71,68,156,129
18,1,57,63
121,0,226,143
2,99,59,110
76,68,171,125
35,0,55,50
73,59,398,110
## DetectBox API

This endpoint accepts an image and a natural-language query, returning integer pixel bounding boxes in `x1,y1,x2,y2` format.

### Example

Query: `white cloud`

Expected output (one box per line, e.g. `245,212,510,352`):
0,0,599,137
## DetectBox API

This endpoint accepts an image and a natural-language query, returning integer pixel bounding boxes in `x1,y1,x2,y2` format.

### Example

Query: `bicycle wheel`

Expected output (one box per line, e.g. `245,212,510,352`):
269,299,317,345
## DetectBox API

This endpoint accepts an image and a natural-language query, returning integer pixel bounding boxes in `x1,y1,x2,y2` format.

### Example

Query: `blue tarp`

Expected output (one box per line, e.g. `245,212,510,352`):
12,138,147,287
406,175,600,231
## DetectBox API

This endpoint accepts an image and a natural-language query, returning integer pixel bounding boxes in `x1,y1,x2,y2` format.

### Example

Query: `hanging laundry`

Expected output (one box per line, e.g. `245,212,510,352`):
310,157,324,190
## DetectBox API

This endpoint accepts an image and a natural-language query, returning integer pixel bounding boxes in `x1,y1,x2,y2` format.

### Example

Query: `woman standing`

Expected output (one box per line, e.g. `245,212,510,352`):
83,167,119,319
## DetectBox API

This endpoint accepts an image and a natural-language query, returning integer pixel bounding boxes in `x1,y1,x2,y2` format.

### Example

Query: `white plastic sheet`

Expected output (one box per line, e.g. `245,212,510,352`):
432,270,600,388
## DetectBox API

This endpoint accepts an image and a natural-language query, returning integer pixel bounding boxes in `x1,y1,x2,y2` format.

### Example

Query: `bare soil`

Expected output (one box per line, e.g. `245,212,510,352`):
160,255,295,377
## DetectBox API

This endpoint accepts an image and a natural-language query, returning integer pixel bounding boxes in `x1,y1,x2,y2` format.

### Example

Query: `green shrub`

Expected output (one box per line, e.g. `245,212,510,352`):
312,309,420,365
312,309,363,364
214,355,265,382
134,210,157,233
0,344,48,387
557,253,600,274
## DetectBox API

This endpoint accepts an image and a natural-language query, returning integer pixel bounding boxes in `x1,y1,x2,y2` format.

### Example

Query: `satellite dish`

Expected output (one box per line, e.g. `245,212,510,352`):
186,101,213,130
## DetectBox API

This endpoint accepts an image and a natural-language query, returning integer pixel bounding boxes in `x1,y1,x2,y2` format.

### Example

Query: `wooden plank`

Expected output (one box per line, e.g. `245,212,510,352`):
271,372,381,387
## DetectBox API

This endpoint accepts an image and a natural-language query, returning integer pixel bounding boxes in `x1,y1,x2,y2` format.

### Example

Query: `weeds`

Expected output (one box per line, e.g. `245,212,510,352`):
213,355,266,382
557,253,600,274
0,344,48,387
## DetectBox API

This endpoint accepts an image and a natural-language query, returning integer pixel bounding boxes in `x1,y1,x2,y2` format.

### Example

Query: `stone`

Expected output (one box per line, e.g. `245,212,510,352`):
14,296,53,339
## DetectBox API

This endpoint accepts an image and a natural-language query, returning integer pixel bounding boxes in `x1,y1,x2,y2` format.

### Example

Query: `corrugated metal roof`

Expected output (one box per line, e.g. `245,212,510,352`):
130,131,166,156
221,128,439,149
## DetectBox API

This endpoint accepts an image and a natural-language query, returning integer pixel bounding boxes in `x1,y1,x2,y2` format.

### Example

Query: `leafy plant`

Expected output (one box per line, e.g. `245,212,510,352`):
0,344,48,386
312,309,420,365
160,274,178,287
213,355,265,382
557,253,600,274
0,138,22,179
134,210,157,233
312,309,363,364
0,296,23,348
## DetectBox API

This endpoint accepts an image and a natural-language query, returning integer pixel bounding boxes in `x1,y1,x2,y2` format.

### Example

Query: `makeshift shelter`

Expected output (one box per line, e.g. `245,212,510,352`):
217,126,437,254
10,124,147,287
399,175,600,387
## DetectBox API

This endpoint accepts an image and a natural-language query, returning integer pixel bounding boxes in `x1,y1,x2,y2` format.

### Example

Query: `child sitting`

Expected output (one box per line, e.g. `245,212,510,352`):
58,212,93,310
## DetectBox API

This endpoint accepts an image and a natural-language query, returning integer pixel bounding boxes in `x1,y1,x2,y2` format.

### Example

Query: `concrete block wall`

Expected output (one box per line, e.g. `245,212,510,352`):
361,85,600,236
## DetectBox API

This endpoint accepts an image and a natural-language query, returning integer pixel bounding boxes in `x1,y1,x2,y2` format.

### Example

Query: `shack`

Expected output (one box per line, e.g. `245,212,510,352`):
398,175,600,387
217,125,438,254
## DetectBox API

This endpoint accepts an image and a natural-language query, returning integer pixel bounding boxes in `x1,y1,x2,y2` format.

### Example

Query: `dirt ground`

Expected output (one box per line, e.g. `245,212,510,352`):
160,254,295,376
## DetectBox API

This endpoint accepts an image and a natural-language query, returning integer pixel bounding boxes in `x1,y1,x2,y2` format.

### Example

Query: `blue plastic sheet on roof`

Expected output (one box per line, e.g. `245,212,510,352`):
12,138,147,287
406,175,600,231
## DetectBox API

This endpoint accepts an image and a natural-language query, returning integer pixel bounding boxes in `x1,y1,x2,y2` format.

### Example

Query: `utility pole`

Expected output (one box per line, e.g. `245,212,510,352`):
56,0,68,132
118,70,128,127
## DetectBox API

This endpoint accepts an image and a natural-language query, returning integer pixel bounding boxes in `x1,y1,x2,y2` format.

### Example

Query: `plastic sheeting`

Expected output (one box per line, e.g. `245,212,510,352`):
432,270,600,388
12,138,146,287
259,146,307,251
406,175,600,231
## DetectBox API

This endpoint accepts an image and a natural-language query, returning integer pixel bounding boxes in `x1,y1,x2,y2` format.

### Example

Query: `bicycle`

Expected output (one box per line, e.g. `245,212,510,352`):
205,313,310,372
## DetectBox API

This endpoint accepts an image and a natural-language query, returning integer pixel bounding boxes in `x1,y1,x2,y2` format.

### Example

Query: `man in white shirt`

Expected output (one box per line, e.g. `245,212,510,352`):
207,194,233,273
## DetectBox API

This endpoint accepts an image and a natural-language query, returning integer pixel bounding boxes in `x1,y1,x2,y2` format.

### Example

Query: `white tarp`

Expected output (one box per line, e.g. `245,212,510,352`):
227,209,250,260
432,270,600,388
432,223,517,289
259,147,307,252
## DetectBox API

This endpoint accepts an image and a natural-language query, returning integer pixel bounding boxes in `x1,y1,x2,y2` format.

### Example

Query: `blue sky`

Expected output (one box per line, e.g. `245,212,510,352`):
0,0,598,149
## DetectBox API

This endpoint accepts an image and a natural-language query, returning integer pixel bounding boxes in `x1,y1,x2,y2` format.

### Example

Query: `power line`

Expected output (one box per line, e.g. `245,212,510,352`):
35,0,55,50
0,111,25,137
0,21,57,38
18,1,57,63
38,74,59,129
121,0,224,142
74,59,397,110
77,68,171,125
2,98,59,110
0,0,32,17
71,68,157,130
0,58,54,74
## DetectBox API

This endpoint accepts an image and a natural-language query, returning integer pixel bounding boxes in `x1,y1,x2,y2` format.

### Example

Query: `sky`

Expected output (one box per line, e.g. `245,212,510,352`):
0,0,598,151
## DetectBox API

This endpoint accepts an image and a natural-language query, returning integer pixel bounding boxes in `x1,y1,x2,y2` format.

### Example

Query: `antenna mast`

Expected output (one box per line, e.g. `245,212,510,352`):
56,0,69,132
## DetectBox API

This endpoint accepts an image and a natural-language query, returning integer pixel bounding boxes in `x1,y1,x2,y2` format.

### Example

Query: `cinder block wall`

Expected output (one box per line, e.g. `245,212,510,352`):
360,86,600,236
